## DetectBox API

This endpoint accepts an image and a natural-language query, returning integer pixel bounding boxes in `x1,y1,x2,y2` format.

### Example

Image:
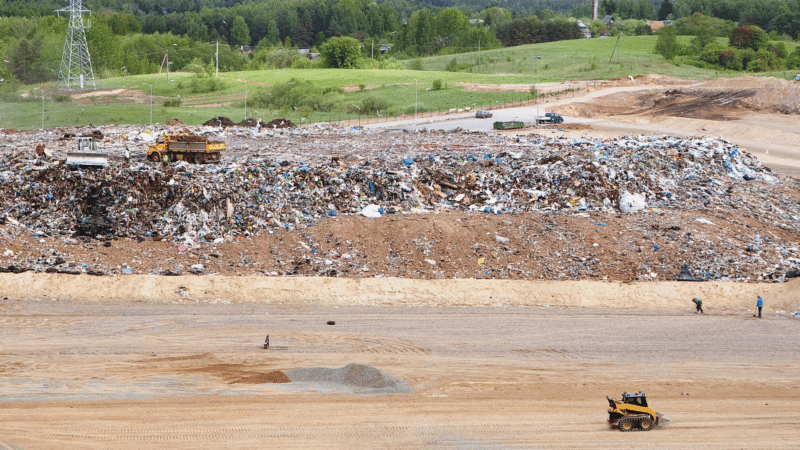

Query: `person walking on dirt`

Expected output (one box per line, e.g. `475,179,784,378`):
692,298,703,314
757,296,763,318
162,153,169,166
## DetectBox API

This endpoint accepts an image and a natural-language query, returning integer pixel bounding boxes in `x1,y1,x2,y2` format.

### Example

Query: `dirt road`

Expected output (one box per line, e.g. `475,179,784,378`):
1,298,799,449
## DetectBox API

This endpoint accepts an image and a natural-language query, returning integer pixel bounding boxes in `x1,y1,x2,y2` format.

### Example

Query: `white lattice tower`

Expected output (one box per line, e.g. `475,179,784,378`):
56,0,95,88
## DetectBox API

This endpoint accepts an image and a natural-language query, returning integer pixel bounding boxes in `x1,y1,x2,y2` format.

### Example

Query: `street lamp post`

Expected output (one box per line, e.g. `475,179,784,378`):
414,78,418,129
142,82,153,126
34,88,44,130
352,104,361,128
535,56,541,127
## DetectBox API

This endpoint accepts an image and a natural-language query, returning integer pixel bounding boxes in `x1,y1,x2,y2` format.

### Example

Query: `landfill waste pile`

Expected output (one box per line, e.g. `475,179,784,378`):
0,125,798,281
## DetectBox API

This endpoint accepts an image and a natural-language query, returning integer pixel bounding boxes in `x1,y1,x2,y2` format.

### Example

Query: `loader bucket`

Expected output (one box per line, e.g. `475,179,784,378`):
66,152,109,167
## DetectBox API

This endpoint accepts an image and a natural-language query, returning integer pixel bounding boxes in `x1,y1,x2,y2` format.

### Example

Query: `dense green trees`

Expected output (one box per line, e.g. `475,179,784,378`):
495,17,582,47
320,36,360,68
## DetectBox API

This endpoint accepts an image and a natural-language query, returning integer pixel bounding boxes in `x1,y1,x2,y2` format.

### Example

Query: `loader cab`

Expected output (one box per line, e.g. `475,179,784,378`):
157,136,165,144
76,137,97,152
622,392,648,407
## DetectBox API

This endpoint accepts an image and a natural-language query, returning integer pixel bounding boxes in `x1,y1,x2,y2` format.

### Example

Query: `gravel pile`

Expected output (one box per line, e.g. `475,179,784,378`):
284,363,411,394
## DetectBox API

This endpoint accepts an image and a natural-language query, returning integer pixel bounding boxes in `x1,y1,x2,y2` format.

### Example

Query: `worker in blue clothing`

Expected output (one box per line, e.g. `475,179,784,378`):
757,296,763,318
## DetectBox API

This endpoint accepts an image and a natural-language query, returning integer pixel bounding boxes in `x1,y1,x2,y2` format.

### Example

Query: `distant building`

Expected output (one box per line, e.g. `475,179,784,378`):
577,20,592,38
602,15,615,25
468,18,485,25
298,48,310,55
240,45,252,53
379,44,391,54
646,21,665,31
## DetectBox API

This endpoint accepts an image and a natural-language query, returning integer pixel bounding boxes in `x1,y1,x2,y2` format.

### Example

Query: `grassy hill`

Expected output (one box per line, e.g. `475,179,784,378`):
2,36,798,130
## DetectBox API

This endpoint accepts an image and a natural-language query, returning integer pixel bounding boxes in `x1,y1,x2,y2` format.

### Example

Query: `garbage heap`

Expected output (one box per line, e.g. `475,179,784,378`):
1,134,797,243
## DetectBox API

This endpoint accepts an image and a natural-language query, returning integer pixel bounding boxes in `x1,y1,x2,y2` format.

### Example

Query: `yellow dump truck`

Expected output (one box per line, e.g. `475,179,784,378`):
147,133,225,164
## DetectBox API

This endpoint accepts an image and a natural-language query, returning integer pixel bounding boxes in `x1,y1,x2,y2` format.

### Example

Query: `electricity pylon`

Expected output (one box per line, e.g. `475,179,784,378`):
55,0,96,88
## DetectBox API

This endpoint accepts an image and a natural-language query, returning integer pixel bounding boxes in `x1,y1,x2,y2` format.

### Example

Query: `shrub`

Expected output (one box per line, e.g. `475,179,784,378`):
360,97,389,114
432,79,442,91
407,59,424,71
163,97,183,107
729,26,768,52
747,49,781,72
291,57,313,69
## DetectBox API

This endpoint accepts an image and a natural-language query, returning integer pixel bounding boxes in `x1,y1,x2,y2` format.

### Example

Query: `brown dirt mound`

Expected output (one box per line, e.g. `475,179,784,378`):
166,118,183,126
265,118,297,129
236,371,291,384
203,116,235,127
702,75,784,89
738,81,800,114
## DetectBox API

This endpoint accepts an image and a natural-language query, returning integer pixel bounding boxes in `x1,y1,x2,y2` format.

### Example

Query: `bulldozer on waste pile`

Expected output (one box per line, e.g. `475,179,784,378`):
66,137,108,167
607,392,669,432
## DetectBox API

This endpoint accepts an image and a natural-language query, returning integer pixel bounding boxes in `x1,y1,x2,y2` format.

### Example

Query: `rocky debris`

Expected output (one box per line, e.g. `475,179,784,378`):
0,126,798,282
284,363,412,394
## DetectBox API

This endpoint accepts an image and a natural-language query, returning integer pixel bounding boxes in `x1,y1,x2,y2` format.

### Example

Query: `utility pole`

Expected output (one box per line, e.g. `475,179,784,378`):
535,56,541,126
215,41,219,78
414,78,418,129
478,40,480,66
55,0,96,88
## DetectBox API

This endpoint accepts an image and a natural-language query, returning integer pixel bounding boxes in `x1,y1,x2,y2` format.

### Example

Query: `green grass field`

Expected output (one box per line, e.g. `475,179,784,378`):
2,36,798,130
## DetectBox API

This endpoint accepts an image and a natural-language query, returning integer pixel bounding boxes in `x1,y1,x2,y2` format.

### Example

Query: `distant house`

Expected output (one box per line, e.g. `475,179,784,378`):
298,49,320,60
602,15,615,25
663,20,674,25
468,18,484,25
646,21,665,31
240,45,252,53
379,44,391,54
577,20,592,38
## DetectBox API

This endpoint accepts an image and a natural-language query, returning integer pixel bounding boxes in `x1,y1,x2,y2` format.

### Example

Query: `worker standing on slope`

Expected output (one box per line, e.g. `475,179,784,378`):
692,297,703,314
757,296,763,318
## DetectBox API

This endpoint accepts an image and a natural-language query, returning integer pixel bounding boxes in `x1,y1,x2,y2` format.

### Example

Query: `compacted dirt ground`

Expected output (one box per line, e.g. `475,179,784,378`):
2,74,800,449
1,297,799,449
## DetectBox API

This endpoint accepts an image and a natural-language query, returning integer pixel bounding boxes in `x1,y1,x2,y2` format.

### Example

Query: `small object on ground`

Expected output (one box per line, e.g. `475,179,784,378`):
475,110,492,119
327,321,335,325
263,334,269,349
607,392,664,432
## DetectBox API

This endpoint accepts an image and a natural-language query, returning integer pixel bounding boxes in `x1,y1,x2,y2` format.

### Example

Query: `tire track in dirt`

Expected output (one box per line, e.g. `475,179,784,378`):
297,332,429,355
7,419,800,443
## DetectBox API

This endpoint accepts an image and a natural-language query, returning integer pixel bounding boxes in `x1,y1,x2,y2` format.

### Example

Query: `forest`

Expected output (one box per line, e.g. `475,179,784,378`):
1,0,800,87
